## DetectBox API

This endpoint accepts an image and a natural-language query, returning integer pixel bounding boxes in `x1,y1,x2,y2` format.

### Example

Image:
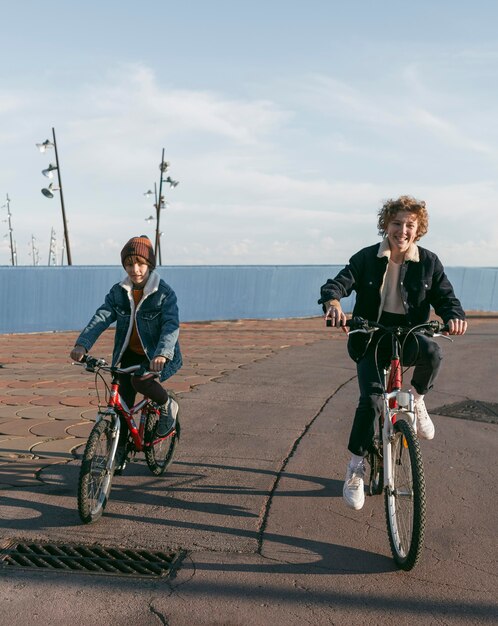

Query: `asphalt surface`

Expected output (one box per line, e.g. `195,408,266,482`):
0,317,497,625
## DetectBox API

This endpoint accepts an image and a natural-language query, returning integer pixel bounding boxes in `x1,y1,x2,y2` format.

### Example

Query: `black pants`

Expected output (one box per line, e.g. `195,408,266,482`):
348,316,443,457
117,348,169,444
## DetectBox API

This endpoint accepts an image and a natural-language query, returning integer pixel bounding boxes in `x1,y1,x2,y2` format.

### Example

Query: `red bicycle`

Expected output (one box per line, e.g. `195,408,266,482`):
75,355,180,524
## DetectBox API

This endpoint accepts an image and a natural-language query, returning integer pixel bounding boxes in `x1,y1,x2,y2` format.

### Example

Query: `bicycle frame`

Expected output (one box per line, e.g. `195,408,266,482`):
77,354,180,523
97,371,159,455
380,331,415,492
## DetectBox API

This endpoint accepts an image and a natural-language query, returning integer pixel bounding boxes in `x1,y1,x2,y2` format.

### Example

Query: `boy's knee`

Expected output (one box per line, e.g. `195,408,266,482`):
358,393,383,413
131,375,150,393
427,341,443,365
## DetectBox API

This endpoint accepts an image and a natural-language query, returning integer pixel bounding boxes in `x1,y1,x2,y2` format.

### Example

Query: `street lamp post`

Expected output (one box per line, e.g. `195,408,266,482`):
1,194,16,266
37,127,72,265
144,148,179,266
30,235,39,266
155,149,167,264
48,227,57,266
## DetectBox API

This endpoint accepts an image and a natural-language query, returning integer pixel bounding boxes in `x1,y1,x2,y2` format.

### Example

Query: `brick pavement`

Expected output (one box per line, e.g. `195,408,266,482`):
0,318,331,489
1,316,496,626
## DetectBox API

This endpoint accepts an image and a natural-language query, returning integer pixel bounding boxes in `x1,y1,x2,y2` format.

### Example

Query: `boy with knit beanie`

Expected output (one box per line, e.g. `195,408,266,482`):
70,235,182,471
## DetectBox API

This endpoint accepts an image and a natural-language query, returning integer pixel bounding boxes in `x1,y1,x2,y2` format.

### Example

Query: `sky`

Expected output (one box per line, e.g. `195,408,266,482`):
0,0,497,267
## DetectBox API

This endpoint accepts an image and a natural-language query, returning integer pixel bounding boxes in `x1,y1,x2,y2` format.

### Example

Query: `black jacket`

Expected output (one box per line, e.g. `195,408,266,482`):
318,242,466,361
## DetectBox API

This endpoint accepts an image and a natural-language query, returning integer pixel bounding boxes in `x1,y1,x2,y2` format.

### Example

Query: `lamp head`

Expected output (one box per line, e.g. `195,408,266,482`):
42,163,58,178
36,139,53,153
41,183,60,198
164,176,179,188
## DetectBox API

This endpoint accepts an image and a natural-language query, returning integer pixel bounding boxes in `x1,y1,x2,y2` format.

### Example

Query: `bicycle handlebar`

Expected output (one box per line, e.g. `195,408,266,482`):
344,316,450,337
74,354,158,377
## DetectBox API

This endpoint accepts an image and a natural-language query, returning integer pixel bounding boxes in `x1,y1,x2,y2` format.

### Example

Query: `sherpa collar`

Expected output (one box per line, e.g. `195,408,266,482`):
377,238,420,262
120,269,160,296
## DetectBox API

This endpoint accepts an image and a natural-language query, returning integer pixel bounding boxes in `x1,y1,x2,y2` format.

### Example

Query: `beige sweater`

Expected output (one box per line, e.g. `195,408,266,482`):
377,238,419,316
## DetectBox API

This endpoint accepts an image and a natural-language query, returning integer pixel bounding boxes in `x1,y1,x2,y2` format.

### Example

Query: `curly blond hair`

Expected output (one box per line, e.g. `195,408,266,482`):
377,195,429,241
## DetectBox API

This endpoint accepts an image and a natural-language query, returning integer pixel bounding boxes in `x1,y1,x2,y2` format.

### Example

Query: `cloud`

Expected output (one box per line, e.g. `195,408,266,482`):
410,107,497,158
1,61,497,268
290,74,404,128
72,63,290,150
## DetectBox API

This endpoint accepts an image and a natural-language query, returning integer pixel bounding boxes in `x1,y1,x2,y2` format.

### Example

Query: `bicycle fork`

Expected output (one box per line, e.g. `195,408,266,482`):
96,410,121,475
382,396,395,494
382,391,415,495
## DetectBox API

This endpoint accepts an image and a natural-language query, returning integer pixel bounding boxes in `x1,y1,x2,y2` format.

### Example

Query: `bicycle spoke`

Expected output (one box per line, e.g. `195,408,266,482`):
144,395,179,476
78,419,115,524
385,419,426,570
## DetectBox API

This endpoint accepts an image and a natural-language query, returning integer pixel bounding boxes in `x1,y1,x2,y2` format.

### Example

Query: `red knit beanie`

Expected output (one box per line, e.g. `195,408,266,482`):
120,236,156,269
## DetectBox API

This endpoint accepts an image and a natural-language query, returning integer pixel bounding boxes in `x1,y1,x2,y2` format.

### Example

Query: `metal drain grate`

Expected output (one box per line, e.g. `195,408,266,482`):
0,540,185,578
432,400,498,424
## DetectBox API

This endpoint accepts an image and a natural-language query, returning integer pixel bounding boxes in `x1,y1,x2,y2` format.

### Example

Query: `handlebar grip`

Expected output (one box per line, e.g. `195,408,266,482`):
426,320,450,334
326,317,365,329
326,319,349,328
345,316,368,330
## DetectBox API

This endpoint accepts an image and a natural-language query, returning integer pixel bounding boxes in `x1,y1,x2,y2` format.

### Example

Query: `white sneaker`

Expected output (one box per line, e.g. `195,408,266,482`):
414,398,435,440
343,460,366,510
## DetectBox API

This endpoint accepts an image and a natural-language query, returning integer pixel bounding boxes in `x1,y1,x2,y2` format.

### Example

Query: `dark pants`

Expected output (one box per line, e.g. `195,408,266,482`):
348,316,443,456
117,348,169,445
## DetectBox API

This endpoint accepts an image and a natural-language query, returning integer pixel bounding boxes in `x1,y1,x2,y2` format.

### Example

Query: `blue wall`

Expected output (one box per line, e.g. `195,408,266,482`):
0,265,496,334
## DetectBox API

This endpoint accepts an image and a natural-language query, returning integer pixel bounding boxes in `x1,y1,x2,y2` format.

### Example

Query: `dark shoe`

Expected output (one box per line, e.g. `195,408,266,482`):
157,397,179,437
114,444,127,475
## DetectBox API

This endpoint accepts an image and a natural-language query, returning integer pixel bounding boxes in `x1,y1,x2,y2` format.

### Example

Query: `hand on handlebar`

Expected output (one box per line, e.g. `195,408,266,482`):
149,355,168,372
70,345,87,362
445,318,467,336
324,302,349,333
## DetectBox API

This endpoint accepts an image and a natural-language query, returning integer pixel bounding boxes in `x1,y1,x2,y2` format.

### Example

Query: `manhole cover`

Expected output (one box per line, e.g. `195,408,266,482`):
432,400,498,424
0,540,185,578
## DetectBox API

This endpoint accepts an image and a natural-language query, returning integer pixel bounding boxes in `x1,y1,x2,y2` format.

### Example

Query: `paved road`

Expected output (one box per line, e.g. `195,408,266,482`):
0,318,497,625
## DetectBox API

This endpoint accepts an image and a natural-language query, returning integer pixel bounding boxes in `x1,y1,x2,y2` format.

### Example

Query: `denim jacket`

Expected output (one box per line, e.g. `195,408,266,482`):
318,241,465,362
75,271,182,381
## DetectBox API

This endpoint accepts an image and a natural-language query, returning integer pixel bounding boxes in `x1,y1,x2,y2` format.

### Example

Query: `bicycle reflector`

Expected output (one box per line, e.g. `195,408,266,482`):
396,391,411,408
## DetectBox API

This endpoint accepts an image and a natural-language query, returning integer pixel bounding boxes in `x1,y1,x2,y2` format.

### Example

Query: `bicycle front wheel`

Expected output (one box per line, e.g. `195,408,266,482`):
77,419,115,524
384,418,426,570
144,397,180,476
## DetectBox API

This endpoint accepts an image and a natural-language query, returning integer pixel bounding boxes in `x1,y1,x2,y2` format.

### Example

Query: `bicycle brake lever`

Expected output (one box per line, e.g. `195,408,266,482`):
435,333,454,342
84,356,106,371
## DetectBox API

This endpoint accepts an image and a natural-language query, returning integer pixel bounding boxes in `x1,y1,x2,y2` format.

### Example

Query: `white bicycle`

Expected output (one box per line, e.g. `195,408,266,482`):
347,317,451,570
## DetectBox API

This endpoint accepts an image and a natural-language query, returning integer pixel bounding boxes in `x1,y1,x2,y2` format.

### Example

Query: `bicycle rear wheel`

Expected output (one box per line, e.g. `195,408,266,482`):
384,418,426,570
78,419,115,524
144,394,180,476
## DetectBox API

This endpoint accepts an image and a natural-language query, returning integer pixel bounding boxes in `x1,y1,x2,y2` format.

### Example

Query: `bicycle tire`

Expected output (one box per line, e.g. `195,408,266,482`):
77,418,115,524
144,393,180,476
384,418,426,570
